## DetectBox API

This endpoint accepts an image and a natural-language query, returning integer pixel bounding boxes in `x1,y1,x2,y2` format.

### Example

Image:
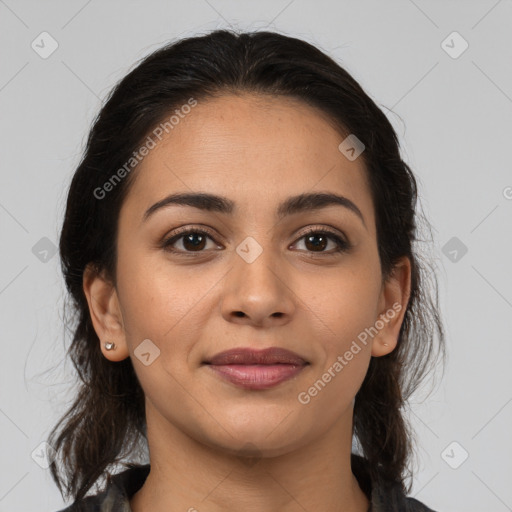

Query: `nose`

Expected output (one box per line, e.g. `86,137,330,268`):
220,244,295,328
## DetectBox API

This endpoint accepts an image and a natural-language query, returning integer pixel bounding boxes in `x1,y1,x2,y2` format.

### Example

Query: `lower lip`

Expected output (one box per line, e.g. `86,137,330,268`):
206,364,306,390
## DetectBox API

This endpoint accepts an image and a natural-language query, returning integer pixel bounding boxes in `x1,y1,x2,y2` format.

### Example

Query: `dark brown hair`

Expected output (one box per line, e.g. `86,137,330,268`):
49,28,445,503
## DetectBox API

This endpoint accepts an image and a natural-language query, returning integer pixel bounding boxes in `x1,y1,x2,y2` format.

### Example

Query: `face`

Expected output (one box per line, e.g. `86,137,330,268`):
85,92,409,458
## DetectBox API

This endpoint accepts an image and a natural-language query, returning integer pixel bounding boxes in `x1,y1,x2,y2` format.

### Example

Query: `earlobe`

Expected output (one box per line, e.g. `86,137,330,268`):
82,263,130,362
371,256,411,357
100,339,129,362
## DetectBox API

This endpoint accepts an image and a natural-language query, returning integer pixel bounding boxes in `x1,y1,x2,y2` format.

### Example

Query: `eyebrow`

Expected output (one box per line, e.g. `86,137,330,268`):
142,191,366,229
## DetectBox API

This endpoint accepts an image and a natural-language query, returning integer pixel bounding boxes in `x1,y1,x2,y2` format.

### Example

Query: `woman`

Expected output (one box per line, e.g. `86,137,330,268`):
50,29,445,511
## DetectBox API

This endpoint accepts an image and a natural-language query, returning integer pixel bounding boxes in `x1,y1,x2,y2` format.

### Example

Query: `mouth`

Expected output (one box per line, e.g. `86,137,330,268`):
203,347,309,390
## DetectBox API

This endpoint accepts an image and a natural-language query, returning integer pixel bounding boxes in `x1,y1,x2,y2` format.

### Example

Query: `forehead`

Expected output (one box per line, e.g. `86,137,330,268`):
120,93,375,233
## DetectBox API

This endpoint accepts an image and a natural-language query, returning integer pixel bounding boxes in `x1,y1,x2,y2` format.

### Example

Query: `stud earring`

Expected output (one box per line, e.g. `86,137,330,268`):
104,341,116,350
383,342,389,347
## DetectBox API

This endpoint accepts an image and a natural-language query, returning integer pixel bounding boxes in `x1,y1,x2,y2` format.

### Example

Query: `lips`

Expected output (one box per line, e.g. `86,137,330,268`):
204,347,307,366
203,347,309,390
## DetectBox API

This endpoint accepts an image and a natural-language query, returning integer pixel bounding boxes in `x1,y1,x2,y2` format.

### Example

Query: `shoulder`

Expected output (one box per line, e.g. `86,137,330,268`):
351,454,438,512
54,493,105,511
372,482,438,511
53,489,112,512
53,463,150,512
403,496,438,511
53,490,110,512
371,487,438,512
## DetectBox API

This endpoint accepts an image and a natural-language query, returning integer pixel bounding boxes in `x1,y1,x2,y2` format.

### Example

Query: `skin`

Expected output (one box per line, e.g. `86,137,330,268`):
83,92,411,512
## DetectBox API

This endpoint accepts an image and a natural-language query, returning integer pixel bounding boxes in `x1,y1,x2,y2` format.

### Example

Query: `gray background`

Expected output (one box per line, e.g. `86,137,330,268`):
1,1,511,511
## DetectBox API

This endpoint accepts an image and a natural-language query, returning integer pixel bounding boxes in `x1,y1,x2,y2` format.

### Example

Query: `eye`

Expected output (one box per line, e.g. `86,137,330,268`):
292,227,351,255
161,226,351,255
161,227,220,253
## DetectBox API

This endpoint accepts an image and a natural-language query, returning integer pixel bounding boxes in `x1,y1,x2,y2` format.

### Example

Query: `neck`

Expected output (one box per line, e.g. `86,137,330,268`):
130,400,369,512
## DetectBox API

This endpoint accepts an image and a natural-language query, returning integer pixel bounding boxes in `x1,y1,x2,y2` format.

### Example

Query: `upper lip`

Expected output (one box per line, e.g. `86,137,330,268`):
204,347,308,366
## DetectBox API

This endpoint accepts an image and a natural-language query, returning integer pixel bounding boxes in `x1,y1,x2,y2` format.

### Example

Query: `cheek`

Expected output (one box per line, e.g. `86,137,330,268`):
297,265,379,405
296,272,377,412
303,265,381,349
116,251,204,349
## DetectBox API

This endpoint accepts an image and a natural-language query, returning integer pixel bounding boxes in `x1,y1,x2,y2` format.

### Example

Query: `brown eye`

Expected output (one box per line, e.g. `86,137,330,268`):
180,232,207,251
162,229,218,253
304,233,329,251
293,229,350,254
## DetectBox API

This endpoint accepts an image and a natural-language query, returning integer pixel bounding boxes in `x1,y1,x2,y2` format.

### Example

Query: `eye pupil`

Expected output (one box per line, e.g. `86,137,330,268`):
183,233,206,251
305,234,327,251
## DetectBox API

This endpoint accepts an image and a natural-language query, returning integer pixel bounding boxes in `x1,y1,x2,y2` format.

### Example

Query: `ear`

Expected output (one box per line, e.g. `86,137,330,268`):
371,256,411,357
82,263,130,362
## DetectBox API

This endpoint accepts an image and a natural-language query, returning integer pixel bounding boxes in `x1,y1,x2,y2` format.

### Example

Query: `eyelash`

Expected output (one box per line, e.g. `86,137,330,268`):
161,226,351,256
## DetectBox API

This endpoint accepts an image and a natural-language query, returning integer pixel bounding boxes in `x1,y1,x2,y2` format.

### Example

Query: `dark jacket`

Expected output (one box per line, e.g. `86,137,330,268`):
56,454,437,511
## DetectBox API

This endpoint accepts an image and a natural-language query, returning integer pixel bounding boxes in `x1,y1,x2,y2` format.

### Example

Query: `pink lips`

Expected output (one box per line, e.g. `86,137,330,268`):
204,347,308,390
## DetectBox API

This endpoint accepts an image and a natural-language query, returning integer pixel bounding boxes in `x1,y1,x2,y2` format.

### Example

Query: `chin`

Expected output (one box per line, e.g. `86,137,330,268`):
204,419,308,458
215,436,303,461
